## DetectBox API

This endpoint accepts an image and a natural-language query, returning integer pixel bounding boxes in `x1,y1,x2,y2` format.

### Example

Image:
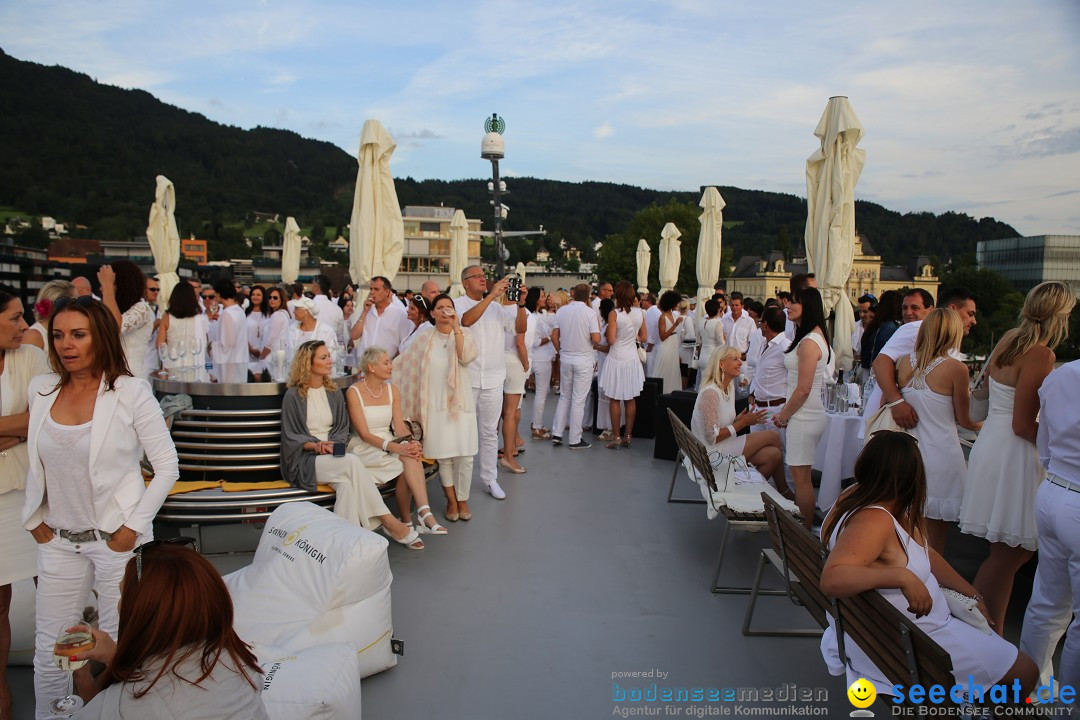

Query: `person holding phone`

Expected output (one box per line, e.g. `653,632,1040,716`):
346,346,447,535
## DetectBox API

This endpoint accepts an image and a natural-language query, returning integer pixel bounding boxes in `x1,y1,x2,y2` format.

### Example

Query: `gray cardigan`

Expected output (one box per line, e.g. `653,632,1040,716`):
280,386,350,491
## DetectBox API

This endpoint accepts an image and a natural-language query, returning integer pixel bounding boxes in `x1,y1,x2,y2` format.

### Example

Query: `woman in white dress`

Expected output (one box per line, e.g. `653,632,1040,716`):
773,286,830,527
263,287,291,379
820,431,1037,699
346,346,447,536
530,292,558,438
694,298,725,391
652,290,683,395
691,346,785,487
594,298,614,440
156,281,210,380
279,341,422,549
678,297,696,389
0,290,50,719
959,281,1076,634
500,292,530,474
99,261,155,380
24,280,74,351
245,285,271,381
394,295,479,522
897,309,982,555
598,281,646,449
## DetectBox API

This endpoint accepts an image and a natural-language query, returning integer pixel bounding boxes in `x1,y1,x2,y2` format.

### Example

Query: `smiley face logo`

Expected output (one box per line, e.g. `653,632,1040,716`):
847,678,876,709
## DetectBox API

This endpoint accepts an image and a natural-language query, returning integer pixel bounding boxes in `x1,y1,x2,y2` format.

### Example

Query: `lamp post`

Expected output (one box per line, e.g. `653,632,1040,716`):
481,113,508,278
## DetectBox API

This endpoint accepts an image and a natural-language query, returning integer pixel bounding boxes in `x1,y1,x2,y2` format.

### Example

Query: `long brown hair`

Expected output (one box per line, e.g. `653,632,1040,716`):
46,299,132,392
822,431,927,545
100,544,261,697
614,280,636,313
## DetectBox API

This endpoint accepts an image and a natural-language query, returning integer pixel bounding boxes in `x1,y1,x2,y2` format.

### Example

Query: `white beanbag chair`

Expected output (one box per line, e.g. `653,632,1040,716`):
255,643,363,720
225,502,396,678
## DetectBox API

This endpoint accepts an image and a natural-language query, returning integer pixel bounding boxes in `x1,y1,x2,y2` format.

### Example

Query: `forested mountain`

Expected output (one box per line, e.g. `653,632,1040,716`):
0,48,1018,267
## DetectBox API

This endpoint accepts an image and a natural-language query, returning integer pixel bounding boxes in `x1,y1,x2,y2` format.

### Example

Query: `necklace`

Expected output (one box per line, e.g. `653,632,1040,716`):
362,379,385,399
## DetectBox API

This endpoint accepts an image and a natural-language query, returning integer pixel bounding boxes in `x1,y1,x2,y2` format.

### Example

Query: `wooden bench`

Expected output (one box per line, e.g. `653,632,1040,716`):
744,493,957,708
667,408,789,595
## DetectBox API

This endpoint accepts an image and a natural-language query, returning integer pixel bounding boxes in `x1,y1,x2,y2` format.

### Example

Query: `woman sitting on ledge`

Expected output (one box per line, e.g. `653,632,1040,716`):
280,341,423,550
819,431,1037,700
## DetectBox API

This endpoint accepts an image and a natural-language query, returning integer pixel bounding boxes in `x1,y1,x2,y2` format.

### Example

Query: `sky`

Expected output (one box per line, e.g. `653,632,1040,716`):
2,0,1079,235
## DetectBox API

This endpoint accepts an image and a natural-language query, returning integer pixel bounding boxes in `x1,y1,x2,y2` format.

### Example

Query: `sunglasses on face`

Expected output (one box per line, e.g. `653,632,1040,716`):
52,296,95,312
147,287,160,292
135,536,199,580
202,294,216,300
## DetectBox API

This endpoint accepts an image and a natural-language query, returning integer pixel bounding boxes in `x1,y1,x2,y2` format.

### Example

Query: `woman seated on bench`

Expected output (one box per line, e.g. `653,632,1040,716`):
280,341,424,550
691,345,788,495
820,431,1037,699
346,346,447,536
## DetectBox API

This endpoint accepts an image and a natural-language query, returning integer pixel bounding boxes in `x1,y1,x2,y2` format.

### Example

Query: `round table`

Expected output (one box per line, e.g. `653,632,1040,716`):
812,412,864,511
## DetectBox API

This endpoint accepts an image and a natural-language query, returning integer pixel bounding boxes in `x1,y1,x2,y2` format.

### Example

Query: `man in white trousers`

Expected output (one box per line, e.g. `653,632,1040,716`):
643,294,660,377
550,284,600,450
456,266,526,500
1020,358,1080,692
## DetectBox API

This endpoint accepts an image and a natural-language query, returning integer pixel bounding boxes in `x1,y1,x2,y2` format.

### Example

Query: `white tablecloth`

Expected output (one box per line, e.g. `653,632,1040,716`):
812,413,863,511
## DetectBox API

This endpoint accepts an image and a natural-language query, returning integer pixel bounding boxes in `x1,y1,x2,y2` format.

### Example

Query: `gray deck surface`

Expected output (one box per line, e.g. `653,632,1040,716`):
7,394,1039,719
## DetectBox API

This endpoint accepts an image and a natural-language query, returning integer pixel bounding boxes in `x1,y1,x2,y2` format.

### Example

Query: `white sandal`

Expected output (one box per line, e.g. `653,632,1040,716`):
383,525,425,550
416,505,448,535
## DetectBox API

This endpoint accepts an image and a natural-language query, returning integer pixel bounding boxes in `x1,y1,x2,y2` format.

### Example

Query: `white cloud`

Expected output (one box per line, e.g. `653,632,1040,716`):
594,122,614,139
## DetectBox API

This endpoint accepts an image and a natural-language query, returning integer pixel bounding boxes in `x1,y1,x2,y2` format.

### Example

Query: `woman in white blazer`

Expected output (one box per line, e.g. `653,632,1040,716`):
0,290,51,720
22,296,178,718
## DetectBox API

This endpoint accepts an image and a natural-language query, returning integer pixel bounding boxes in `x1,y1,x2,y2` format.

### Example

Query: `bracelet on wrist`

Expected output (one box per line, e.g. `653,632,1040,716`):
726,424,737,438
381,438,391,452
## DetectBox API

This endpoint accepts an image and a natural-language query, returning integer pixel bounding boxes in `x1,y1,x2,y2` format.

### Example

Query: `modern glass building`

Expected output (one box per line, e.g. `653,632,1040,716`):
976,235,1080,294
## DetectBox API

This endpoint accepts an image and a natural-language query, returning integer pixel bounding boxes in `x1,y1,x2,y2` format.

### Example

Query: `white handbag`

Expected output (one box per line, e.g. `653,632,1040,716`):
969,364,989,423
940,587,994,635
863,399,910,444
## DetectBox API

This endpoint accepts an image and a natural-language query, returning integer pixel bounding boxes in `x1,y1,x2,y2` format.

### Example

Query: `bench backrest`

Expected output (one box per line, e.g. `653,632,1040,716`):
761,494,956,706
667,408,717,494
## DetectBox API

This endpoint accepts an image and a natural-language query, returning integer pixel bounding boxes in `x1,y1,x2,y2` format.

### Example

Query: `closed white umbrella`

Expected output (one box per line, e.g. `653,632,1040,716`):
805,96,866,373
146,175,180,306
282,217,301,285
695,187,726,318
349,119,404,286
515,261,526,281
658,223,682,294
448,209,469,298
635,239,651,294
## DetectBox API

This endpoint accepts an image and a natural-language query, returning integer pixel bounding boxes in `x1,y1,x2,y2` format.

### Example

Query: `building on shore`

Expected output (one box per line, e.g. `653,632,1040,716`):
726,235,939,303
977,235,1080,295
396,206,482,292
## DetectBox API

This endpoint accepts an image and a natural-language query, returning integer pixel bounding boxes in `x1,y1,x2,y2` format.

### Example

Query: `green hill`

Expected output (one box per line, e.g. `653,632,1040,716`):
0,48,1017,266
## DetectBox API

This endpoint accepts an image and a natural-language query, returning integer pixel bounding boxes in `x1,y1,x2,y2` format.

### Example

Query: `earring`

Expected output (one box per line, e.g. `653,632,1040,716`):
720,369,726,386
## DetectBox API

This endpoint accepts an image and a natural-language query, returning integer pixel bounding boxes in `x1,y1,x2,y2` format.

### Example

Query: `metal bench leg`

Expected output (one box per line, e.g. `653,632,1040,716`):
667,450,705,504
711,521,783,595
741,550,823,637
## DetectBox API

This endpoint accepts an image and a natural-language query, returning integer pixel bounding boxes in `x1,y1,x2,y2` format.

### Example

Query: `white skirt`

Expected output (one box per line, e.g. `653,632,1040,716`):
504,352,528,395
0,490,38,585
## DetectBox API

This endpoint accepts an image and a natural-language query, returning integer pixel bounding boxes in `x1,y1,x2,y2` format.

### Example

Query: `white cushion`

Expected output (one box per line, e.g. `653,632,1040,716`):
255,643,363,720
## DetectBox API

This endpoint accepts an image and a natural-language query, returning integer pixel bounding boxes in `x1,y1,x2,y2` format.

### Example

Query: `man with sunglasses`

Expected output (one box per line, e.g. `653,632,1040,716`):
455,266,527,501
144,278,162,377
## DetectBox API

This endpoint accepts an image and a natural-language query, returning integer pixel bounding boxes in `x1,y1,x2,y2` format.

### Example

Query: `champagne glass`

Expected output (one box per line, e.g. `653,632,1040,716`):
50,620,94,716
156,344,170,379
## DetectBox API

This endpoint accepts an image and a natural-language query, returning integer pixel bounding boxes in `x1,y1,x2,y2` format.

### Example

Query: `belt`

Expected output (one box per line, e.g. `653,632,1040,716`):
1048,475,1080,494
756,398,786,407
56,528,112,543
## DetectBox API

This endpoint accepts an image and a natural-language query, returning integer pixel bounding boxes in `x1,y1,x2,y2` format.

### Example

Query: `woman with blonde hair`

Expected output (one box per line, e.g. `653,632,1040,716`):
25,280,74,350
959,281,1076,634
279,341,423,549
897,308,981,555
691,346,789,496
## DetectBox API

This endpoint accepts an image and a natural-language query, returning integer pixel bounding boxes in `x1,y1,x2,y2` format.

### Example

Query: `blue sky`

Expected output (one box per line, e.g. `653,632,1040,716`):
2,0,1079,234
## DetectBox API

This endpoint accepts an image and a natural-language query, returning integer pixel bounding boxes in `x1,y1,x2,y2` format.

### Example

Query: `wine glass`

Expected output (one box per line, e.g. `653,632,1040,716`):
156,344,170,379
50,620,94,716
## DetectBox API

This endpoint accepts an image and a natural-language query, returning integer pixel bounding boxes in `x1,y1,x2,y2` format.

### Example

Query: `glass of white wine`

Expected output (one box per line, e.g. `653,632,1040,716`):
50,620,94,716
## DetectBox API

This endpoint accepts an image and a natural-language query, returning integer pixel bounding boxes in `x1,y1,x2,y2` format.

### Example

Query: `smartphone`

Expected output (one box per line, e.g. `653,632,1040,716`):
506,276,522,303
332,442,347,457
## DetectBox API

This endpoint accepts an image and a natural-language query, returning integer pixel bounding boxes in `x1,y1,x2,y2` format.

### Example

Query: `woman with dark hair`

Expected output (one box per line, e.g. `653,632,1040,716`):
23,298,178,715
70,541,268,718
862,289,902,369
652,290,684,395
0,289,50,718
694,298,726,391
820,431,1037,701
212,279,249,384
245,285,271,381
280,341,422,548
394,294,479,521
773,286,831,526
156,282,209,380
598,281,646,449
99,261,155,380
527,288,556,439
399,295,432,355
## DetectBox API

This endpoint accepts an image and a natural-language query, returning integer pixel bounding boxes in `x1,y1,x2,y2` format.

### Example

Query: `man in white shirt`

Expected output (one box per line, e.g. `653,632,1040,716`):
551,284,601,449
748,306,789,432
643,294,661,376
851,294,875,382
590,282,613,314
144,277,162,377
312,275,344,341
419,280,441,307
457,266,526,500
351,275,411,360
1020,359,1080,691
721,292,756,376
869,287,977,425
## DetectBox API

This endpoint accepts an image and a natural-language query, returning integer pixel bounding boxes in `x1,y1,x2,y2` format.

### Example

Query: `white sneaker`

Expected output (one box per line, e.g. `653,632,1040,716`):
485,481,507,500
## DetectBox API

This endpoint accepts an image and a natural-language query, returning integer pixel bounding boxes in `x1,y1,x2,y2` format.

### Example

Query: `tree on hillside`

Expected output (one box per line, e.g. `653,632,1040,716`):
939,262,1024,357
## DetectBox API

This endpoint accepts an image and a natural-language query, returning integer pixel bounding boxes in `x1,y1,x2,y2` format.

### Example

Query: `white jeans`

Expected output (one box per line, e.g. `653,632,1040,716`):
531,359,553,430
552,355,593,445
1020,479,1080,690
438,456,475,501
35,535,133,718
472,386,503,488
315,454,391,530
